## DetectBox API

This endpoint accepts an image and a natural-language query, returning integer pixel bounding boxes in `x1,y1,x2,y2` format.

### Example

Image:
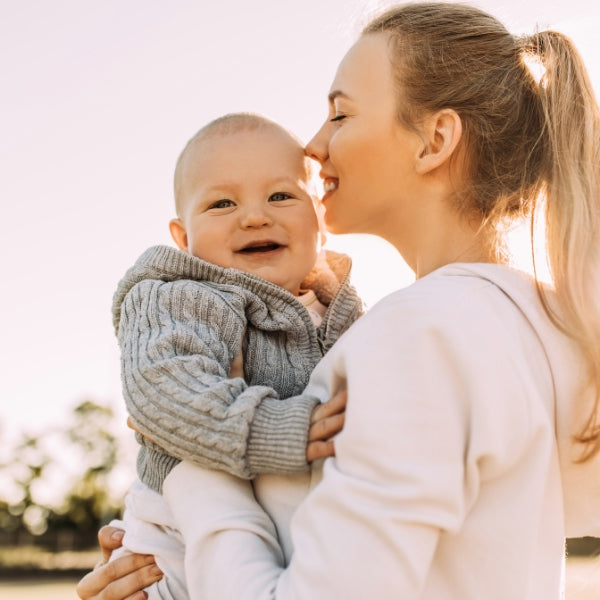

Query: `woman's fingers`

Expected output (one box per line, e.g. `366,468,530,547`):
310,390,347,424
308,412,345,443
98,526,125,563
309,390,347,441
307,390,348,461
76,554,162,600
306,439,335,462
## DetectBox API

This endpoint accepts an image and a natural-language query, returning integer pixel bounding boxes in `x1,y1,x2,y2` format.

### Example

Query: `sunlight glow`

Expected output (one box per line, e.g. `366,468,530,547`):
506,209,552,284
522,52,547,86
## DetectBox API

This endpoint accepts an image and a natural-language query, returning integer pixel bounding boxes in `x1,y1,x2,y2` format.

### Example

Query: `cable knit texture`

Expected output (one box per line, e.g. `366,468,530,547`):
112,245,363,492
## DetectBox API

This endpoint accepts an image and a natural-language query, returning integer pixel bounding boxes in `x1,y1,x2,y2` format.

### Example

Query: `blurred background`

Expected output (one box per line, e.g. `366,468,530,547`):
1,0,599,597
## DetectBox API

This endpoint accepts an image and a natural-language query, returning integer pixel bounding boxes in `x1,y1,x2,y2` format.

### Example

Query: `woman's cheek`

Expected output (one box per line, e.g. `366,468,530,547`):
328,130,347,170
335,123,362,166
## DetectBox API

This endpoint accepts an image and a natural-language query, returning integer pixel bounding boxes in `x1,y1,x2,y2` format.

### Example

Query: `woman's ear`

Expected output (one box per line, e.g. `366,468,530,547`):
169,218,189,252
415,109,463,175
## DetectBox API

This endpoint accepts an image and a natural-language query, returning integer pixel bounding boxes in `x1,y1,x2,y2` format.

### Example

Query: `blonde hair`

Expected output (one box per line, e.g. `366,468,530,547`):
173,112,313,215
364,3,600,458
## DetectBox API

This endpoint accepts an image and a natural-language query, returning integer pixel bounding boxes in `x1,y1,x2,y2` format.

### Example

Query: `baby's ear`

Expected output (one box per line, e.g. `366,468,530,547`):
169,218,189,252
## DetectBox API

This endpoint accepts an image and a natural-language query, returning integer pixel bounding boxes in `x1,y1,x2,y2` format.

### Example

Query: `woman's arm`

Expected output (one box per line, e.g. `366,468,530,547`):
161,305,457,599
167,288,530,599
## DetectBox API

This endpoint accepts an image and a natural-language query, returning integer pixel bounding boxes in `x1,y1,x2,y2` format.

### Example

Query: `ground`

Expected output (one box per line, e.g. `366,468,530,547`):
1,557,598,599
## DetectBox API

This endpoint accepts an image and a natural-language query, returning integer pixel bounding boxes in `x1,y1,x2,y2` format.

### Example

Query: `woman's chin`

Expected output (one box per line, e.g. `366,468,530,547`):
323,213,345,235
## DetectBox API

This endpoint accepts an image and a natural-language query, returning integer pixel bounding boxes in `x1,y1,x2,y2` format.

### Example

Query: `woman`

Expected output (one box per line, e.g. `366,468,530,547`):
78,3,600,598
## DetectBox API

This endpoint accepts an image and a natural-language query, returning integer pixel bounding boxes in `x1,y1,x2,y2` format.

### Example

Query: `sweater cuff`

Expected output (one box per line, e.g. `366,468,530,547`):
246,395,319,475
136,442,181,494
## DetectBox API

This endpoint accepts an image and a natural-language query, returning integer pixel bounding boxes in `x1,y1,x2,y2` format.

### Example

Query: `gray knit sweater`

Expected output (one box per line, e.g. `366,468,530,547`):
112,245,363,493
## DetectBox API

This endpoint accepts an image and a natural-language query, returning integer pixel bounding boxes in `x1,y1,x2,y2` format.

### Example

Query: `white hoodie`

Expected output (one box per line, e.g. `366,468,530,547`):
164,263,600,600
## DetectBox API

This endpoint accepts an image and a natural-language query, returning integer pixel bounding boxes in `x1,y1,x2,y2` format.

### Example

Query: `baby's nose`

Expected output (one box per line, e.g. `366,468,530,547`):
240,206,273,228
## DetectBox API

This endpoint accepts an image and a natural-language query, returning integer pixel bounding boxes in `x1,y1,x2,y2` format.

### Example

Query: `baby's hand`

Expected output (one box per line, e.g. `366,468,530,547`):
306,390,347,462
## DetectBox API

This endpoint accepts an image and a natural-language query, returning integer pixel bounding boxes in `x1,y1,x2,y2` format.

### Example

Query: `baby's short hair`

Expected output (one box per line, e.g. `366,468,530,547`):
173,113,313,214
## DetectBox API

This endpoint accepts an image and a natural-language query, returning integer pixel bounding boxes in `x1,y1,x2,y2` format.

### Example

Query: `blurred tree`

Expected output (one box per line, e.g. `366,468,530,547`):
0,432,52,538
49,400,122,537
0,399,125,549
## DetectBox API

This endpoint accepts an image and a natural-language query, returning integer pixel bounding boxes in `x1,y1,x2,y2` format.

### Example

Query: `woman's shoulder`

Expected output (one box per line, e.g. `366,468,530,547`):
367,262,533,325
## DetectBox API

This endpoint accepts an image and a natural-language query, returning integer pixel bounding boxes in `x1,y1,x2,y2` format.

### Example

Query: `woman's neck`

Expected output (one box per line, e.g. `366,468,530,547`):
412,236,498,279
386,200,500,279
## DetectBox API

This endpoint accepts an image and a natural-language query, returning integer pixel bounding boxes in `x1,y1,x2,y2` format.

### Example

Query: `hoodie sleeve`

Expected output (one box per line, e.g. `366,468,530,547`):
118,278,316,491
164,271,577,599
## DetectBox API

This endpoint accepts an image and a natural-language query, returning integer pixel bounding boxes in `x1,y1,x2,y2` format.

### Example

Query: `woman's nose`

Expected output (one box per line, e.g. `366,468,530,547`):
305,122,329,165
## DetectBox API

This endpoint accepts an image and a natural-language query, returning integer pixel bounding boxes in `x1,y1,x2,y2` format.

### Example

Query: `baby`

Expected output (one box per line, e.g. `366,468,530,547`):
111,113,363,598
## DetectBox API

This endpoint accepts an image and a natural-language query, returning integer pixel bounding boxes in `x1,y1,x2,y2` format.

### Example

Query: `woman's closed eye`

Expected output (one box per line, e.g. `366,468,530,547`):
330,114,346,122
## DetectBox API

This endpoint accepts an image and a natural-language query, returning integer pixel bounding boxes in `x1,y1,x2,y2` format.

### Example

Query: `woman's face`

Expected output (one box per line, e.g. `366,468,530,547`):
306,34,424,241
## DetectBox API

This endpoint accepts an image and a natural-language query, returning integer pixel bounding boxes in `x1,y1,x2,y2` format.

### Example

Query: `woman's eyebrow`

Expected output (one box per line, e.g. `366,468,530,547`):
328,90,351,104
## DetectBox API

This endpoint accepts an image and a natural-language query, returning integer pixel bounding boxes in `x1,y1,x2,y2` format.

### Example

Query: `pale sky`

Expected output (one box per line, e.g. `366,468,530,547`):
2,0,599,444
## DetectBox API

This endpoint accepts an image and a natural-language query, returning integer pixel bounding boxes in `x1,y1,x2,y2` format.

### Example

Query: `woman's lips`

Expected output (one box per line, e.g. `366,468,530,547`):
322,177,339,201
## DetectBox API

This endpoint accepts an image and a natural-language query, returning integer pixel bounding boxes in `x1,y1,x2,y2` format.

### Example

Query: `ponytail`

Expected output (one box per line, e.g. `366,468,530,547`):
525,31,600,458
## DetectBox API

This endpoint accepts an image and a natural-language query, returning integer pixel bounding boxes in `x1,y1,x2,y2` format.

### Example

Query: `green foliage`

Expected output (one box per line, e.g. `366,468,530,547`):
0,399,126,548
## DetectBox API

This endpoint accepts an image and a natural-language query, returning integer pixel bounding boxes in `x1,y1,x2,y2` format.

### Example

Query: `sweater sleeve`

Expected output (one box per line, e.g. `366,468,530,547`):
119,279,317,491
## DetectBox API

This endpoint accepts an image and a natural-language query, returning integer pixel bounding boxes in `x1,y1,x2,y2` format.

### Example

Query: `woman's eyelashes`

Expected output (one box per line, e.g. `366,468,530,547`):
330,114,346,122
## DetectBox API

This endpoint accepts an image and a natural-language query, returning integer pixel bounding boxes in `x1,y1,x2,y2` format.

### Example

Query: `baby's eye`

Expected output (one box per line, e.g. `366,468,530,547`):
269,192,293,202
330,114,346,123
209,199,234,209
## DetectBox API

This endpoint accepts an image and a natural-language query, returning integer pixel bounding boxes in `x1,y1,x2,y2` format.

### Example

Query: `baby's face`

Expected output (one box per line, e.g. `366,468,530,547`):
172,128,320,295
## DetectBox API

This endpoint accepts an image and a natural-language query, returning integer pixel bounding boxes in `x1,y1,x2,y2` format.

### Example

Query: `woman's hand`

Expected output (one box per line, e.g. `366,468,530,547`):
76,526,163,600
306,390,347,462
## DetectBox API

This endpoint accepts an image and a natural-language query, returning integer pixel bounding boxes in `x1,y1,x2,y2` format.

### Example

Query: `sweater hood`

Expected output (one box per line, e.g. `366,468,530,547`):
441,263,600,537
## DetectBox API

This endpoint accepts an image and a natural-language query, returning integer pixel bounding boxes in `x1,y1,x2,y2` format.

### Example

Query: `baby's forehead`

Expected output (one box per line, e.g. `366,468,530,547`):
174,118,316,214
199,125,303,153
187,127,310,175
